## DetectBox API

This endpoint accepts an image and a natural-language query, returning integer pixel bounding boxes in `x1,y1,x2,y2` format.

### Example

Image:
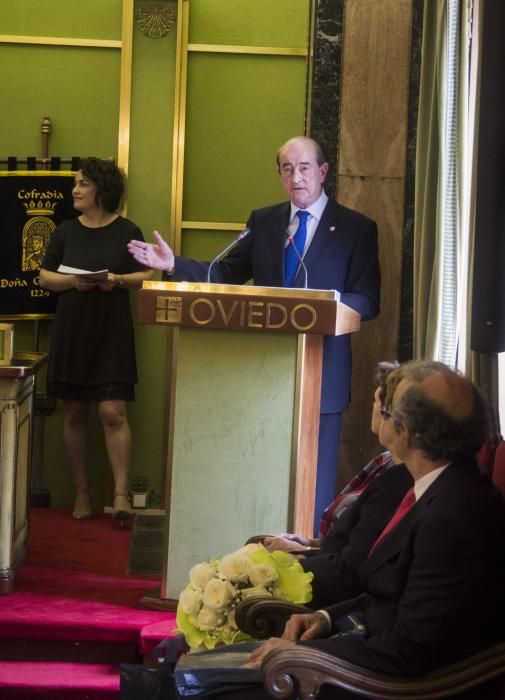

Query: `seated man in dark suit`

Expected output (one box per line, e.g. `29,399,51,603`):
223,361,505,698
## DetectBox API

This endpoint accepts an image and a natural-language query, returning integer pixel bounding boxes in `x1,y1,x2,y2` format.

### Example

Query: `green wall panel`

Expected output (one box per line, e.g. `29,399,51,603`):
181,229,237,261
126,22,178,498
128,28,175,240
183,53,307,221
0,0,122,39
189,0,310,48
0,45,119,156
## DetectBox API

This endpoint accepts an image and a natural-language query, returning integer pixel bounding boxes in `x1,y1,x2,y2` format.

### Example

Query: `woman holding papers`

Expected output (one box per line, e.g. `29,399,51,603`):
40,158,152,520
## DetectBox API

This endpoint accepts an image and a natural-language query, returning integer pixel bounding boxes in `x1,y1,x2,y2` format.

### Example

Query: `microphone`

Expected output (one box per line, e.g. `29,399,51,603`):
207,228,251,283
286,231,308,289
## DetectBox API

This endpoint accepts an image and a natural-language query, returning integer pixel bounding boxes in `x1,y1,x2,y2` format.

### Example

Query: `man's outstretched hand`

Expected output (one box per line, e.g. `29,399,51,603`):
127,230,175,272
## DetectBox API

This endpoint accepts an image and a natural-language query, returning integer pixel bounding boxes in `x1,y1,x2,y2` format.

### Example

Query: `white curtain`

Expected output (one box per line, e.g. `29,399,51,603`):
455,0,482,377
414,0,479,370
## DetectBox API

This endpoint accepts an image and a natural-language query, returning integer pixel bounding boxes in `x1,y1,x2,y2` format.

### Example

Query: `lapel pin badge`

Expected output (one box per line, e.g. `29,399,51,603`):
330,226,336,231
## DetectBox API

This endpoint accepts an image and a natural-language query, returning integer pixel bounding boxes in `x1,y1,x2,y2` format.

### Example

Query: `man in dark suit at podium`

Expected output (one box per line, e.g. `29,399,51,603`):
128,136,381,532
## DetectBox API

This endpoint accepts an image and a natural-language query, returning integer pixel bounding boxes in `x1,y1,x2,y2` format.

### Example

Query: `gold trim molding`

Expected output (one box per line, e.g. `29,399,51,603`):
143,280,338,302
0,171,76,177
181,221,246,231
0,34,121,49
188,43,308,57
169,0,189,250
118,0,134,181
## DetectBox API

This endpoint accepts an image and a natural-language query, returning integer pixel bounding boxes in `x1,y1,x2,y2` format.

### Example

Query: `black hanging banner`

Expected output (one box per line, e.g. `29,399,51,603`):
0,171,77,319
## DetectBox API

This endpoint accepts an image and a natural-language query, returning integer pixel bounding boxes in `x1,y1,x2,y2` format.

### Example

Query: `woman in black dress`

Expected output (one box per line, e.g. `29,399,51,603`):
40,158,152,520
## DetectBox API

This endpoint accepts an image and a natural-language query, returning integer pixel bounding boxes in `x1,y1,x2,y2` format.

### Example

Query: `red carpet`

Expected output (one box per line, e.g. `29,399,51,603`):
0,508,178,699
19,508,148,580
0,662,119,699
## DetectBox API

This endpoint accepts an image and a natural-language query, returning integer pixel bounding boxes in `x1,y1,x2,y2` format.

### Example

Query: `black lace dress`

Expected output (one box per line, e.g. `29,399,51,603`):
42,216,146,401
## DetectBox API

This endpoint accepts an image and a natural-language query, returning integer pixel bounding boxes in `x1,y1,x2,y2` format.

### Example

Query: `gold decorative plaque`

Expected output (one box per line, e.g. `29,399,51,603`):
136,1,176,39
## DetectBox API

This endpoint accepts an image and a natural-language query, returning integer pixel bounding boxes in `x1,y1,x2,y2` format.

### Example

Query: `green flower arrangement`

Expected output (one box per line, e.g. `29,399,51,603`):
176,542,313,650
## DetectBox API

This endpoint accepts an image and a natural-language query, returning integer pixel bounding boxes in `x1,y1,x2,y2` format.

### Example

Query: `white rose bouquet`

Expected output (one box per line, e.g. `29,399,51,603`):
176,543,313,650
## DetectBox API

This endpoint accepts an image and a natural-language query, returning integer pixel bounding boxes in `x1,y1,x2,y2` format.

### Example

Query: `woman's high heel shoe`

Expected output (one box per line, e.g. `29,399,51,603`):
73,489,92,520
112,493,133,520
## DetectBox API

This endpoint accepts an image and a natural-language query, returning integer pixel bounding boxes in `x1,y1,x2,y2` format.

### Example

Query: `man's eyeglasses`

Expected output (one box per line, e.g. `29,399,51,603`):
380,407,392,420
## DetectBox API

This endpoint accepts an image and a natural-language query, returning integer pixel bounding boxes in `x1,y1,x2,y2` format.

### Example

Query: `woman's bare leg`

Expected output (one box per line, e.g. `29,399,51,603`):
98,399,132,518
63,399,92,519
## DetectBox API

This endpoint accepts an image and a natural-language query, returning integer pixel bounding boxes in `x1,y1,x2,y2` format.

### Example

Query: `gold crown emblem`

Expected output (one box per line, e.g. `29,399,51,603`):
23,199,58,216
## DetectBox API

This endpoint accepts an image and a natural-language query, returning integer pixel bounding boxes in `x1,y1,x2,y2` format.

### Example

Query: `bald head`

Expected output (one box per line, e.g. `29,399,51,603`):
401,362,476,420
276,136,329,209
391,361,489,462
276,136,327,168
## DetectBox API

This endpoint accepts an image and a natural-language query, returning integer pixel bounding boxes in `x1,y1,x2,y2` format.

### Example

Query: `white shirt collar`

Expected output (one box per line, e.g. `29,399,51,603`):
413,464,450,501
290,189,328,223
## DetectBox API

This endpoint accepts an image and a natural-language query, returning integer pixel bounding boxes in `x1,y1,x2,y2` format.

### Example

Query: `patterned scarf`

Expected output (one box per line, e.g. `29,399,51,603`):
319,450,393,540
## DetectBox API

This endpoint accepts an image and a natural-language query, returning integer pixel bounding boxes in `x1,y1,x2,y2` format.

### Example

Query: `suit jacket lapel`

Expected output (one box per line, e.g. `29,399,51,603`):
295,199,342,285
270,203,291,286
359,465,456,579
360,502,425,579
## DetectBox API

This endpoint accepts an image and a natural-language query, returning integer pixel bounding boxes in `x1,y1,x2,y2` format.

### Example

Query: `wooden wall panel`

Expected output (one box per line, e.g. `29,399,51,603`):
339,0,412,178
336,0,413,485
339,176,405,480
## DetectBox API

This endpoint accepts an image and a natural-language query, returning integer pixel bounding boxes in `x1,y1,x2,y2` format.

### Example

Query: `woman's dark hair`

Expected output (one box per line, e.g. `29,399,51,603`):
78,157,125,212
374,361,400,406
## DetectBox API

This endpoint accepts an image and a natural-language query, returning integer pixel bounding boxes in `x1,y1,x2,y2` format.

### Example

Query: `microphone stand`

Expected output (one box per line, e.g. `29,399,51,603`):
286,233,308,289
207,228,251,283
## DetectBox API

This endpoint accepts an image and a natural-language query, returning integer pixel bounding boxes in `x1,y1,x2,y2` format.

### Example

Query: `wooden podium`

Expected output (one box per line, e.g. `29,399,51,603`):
0,351,47,594
137,281,360,604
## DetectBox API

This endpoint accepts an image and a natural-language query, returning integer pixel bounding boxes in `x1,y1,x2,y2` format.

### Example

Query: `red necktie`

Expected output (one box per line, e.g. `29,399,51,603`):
369,487,416,555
